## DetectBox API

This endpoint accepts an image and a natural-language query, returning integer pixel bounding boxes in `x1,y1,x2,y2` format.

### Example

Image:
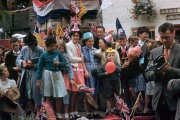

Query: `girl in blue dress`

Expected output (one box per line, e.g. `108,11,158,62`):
81,32,101,119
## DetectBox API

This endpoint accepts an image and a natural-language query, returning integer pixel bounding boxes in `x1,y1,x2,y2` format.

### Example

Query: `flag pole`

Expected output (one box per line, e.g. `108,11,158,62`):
130,92,142,118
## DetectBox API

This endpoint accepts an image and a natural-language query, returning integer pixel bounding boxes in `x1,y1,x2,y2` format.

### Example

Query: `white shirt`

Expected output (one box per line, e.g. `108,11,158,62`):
0,78,16,90
138,39,146,47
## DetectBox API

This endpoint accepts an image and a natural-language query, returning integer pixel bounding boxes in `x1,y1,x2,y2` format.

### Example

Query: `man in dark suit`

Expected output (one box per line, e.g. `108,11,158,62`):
147,22,180,120
5,37,21,81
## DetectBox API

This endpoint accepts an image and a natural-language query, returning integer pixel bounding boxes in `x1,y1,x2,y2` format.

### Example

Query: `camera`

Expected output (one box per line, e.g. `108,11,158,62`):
145,55,167,72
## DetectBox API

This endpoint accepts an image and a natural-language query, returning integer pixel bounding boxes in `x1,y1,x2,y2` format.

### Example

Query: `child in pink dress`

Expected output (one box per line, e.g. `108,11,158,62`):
66,31,89,119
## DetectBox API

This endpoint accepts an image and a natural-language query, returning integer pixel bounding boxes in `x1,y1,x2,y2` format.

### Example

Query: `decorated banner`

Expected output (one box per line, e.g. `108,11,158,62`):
33,0,99,17
34,24,46,48
78,0,87,18
56,22,64,40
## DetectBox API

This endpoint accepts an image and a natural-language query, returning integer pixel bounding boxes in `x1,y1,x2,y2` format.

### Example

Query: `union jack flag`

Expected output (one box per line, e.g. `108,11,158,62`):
70,1,80,14
64,25,71,41
70,15,81,26
114,93,130,113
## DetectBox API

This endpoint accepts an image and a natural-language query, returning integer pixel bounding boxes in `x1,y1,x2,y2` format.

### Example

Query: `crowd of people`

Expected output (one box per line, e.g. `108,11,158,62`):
0,22,180,120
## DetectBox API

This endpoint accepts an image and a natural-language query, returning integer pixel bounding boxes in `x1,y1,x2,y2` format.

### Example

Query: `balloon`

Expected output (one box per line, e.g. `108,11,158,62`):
105,62,116,74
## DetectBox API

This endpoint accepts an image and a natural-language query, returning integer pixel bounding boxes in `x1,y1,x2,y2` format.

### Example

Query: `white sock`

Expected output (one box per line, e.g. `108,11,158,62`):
111,108,114,113
70,112,74,115
74,111,78,115
87,112,91,115
106,109,109,113
56,113,62,118
64,113,69,118
94,111,97,115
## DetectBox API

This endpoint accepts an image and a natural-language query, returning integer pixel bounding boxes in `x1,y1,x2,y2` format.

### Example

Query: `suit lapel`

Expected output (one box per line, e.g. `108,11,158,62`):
155,46,164,60
168,43,178,65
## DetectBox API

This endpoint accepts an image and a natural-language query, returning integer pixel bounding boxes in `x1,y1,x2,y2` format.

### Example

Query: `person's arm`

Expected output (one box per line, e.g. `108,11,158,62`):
36,54,45,88
115,62,121,74
167,79,180,93
36,54,45,81
32,47,44,68
16,48,24,67
66,44,82,63
98,65,107,78
115,50,121,66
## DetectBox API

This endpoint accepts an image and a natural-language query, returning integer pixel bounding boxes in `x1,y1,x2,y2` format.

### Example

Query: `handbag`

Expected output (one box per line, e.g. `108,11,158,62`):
5,87,20,101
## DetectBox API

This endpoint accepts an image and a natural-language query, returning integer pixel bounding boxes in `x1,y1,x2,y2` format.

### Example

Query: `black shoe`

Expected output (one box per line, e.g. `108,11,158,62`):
69,115,75,120
93,113,103,119
75,114,81,119
114,109,121,117
86,114,93,119
106,112,110,117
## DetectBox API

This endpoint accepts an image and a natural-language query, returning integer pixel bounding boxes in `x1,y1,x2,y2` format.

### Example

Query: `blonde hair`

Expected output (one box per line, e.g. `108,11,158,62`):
0,65,7,76
56,41,67,52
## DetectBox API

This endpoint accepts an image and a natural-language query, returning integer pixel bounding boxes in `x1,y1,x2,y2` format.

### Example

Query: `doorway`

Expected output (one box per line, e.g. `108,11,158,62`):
174,24,180,43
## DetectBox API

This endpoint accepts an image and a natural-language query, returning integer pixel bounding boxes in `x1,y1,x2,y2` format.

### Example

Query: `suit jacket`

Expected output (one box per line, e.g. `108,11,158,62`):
5,51,19,81
117,46,128,65
66,40,83,67
167,79,180,120
148,42,180,111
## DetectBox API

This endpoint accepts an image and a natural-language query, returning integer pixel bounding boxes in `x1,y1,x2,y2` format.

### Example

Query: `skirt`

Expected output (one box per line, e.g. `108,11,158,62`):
145,81,155,95
134,73,146,93
43,70,67,98
85,63,99,94
71,63,85,92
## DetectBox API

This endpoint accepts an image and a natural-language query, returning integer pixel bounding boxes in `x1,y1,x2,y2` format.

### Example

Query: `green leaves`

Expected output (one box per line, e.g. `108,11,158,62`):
0,11,12,25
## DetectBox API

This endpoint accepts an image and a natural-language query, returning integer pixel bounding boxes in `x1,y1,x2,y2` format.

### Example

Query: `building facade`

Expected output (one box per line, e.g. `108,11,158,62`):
102,0,180,39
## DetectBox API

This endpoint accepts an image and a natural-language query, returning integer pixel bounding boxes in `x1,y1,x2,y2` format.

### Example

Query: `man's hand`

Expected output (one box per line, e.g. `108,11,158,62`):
13,67,21,71
122,61,130,68
22,61,34,68
36,80,41,88
161,63,171,72
54,62,60,67
0,91,5,98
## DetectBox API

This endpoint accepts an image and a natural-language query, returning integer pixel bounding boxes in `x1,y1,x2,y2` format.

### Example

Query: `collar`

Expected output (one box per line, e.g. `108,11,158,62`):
0,78,8,85
138,39,146,47
13,50,20,55
121,46,127,50
164,41,175,50
85,46,94,50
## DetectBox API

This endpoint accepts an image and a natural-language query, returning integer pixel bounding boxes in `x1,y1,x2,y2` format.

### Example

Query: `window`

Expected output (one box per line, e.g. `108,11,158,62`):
132,26,155,39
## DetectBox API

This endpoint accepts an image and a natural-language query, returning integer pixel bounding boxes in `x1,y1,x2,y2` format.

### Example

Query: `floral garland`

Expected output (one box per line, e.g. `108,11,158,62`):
130,0,156,20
